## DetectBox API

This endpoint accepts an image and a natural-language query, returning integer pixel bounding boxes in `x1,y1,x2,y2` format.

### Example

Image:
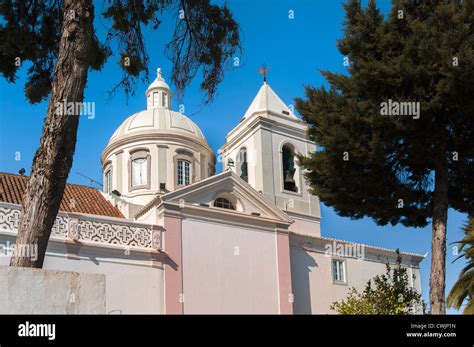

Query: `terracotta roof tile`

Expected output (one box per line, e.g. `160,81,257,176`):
0,172,124,218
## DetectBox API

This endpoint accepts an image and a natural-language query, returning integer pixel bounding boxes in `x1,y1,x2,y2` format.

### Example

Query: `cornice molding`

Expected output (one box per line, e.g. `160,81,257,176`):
220,115,312,154
159,201,291,231
101,132,215,164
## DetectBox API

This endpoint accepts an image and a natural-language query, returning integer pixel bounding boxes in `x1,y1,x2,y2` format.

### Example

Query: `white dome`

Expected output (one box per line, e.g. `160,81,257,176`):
107,108,208,147
106,67,209,149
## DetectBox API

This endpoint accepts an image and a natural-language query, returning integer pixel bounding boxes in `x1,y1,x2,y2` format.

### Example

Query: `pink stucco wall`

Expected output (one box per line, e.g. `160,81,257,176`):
276,230,293,314
163,212,184,314
180,218,281,313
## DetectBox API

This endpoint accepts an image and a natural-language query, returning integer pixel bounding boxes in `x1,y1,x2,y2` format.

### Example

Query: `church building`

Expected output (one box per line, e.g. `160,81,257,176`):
0,68,424,314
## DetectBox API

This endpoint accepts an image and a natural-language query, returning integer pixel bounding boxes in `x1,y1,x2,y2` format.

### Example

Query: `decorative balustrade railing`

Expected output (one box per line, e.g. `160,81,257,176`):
0,202,160,250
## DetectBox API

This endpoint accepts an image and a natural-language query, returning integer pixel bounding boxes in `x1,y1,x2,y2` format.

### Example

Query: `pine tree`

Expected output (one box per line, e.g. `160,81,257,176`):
296,0,474,314
0,0,241,268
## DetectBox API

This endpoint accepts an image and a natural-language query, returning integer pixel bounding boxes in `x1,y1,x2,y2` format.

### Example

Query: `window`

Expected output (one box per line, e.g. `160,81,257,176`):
237,148,248,182
104,170,111,194
282,144,298,192
214,197,235,210
174,150,194,189
129,149,150,191
332,259,346,283
177,159,190,186
162,92,168,108
132,158,147,186
153,92,159,107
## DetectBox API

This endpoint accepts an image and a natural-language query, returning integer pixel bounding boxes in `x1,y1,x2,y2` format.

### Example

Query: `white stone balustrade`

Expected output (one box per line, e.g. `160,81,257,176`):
0,202,158,250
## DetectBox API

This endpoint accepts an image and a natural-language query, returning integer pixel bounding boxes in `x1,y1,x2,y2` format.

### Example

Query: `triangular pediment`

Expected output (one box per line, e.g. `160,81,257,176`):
160,171,291,223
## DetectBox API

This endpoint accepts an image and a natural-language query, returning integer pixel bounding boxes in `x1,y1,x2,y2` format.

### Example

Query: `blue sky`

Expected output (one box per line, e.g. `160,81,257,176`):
0,0,468,313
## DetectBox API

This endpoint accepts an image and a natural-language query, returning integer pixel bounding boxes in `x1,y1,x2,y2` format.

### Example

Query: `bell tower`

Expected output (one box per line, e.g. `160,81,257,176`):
219,76,321,237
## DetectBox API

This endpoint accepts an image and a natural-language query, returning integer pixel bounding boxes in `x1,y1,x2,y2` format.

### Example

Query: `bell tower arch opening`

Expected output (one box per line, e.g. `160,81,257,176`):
281,143,298,193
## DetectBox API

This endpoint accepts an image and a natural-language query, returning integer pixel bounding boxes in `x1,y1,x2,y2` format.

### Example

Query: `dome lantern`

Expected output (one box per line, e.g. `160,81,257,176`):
146,67,173,110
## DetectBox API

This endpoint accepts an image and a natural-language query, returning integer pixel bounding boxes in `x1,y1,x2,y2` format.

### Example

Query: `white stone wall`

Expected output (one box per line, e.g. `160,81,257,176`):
0,237,165,314
0,266,105,314
0,203,165,314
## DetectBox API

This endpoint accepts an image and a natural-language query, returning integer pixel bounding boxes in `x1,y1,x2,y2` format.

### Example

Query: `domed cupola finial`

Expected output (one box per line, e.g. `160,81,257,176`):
146,67,172,110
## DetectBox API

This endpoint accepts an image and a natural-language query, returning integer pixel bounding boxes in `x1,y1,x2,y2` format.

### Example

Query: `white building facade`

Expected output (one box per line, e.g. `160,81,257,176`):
0,68,424,314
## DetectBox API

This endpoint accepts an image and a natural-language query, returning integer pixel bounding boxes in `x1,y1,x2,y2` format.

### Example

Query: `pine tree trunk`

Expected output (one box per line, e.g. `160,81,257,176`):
429,150,448,314
10,0,94,268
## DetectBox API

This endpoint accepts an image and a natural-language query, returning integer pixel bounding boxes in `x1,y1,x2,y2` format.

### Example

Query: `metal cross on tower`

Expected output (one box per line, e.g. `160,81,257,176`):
258,64,270,82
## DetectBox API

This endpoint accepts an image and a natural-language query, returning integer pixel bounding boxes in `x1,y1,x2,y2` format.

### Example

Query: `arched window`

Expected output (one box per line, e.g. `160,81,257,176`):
174,149,195,189
177,159,191,186
132,158,147,186
129,149,150,190
282,144,298,192
214,197,235,210
237,148,248,182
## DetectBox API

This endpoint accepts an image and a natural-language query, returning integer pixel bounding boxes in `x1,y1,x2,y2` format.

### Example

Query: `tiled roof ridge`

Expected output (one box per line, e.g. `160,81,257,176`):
0,171,124,218
0,171,100,190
